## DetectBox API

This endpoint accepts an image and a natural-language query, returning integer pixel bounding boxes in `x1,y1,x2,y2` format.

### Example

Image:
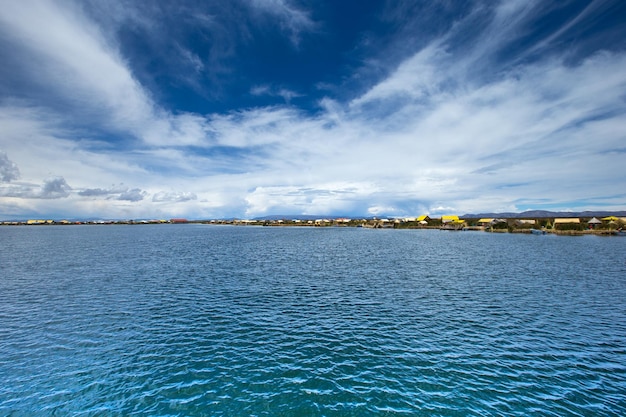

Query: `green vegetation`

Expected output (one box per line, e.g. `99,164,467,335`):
554,223,584,231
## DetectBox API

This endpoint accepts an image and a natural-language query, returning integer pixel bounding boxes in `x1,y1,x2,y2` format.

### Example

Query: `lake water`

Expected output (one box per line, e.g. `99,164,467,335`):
1,225,625,416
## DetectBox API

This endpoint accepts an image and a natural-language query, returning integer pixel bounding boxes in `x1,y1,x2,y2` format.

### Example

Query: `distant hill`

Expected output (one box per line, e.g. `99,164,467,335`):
461,210,626,219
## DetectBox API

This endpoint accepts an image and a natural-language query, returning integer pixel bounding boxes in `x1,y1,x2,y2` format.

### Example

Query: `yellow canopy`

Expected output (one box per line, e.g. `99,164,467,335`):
441,215,459,221
602,216,619,221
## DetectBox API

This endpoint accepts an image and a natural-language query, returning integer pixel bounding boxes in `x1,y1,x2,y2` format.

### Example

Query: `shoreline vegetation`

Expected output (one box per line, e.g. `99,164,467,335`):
2,215,625,236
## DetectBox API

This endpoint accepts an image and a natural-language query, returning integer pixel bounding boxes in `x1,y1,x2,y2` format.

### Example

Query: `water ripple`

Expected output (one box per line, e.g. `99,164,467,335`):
1,226,625,415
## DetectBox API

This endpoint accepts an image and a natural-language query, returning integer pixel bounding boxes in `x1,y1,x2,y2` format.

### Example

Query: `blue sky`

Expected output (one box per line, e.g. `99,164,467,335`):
1,0,625,219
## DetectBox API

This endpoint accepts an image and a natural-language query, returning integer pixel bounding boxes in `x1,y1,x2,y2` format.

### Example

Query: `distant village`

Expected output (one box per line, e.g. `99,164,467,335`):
2,215,625,235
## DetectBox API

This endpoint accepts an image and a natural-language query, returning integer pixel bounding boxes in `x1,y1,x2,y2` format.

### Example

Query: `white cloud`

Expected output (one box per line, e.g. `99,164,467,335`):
350,43,447,108
0,1,215,149
367,205,398,217
0,151,20,182
77,184,148,202
152,191,198,203
40,177,72,199
1,1,625,219
244,182,374,217
117,188,147,202
0,1,154,131
0,177,71,199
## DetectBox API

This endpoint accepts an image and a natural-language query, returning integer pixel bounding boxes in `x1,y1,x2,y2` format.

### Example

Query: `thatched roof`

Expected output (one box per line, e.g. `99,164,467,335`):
554,218,580,224
441,215,460,223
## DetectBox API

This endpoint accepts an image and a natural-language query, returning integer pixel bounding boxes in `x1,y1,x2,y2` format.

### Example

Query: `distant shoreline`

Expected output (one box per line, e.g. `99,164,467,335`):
2,216,624,236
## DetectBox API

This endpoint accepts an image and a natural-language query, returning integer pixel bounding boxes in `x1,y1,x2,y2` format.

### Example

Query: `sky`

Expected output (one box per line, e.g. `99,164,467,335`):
1,0,626,220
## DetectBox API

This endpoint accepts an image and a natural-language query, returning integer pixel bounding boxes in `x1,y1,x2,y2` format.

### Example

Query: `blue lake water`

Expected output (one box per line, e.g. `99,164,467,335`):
1,224,625,416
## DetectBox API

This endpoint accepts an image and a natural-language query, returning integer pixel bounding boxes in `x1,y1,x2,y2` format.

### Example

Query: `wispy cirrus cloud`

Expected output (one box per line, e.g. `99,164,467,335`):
0,1,215,150
251,85,303,103
247,0,315,45
0,1,154,133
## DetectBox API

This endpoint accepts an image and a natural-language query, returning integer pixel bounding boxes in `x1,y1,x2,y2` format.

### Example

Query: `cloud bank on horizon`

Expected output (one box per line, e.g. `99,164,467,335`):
1,0,625,219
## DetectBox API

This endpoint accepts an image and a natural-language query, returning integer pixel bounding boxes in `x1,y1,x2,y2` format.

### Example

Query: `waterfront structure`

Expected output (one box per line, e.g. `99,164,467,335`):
588,217,602,228
554,218,580,224
441,215,460,223
553,218,581,231
26,219,53,225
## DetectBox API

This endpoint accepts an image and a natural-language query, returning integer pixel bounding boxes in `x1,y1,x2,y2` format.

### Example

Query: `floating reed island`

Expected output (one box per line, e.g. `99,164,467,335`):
3,215,625,236
201,214,622,234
